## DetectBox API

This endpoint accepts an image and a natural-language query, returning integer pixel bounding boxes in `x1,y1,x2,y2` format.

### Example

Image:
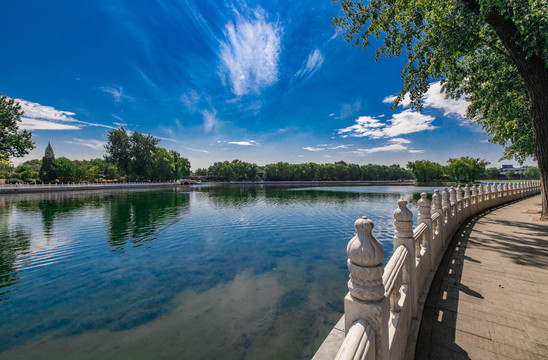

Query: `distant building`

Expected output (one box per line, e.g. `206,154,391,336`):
500,164,529,178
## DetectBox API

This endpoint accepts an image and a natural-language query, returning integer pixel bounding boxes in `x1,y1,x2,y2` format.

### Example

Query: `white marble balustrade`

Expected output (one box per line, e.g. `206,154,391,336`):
313,181,542,360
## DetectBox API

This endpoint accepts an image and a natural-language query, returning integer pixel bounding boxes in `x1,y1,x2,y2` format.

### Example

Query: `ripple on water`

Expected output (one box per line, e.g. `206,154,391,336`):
0,185,430,359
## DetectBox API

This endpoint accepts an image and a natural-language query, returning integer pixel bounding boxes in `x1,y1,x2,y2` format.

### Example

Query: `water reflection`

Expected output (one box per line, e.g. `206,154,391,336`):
0,185,432,359
0,201,31,300
106,191,190,252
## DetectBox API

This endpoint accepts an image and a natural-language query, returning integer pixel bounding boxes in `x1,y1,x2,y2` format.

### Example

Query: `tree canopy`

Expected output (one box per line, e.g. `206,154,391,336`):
334,0,548,218
0,94,34,161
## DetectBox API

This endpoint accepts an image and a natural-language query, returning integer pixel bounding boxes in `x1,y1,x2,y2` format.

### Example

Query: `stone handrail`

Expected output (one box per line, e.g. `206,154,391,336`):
314,181,541,360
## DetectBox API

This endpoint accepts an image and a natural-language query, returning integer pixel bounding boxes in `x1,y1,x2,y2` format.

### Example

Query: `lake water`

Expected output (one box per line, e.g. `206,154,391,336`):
0,184,436,359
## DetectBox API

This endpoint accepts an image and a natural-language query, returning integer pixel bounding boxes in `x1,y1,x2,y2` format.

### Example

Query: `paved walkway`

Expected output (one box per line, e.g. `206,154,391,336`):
415,195,548,360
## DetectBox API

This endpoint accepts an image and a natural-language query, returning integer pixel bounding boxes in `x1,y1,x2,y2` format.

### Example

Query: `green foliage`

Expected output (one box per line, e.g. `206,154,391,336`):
0,94,34,161
20,169,39,180
105,128,131,178
445,157,489,182
149,148,190,181
485,167,501,179
54,157,84,181
263,162,412,181
406,160,444,182
505,170,515,180
0,170,9,179
194,168,208,176
524,166,540,179
333,0,547,162
39,142,56,182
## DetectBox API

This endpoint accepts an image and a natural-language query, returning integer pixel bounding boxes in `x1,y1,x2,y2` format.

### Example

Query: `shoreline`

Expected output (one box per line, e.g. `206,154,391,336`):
0,180,416,195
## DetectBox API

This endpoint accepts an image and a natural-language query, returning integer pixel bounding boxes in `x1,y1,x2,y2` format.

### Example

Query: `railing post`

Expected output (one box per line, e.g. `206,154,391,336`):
464,185,470,217
418,192,433,271
456,186,463,223
344,216,389,360
394,200,418,318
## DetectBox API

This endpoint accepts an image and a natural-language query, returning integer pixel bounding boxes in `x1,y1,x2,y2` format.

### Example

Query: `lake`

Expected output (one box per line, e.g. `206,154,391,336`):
0,184,436,359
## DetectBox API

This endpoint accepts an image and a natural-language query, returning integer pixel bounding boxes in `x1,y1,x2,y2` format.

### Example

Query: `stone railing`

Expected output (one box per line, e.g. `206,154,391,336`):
0,181,185,194
314,181,541,360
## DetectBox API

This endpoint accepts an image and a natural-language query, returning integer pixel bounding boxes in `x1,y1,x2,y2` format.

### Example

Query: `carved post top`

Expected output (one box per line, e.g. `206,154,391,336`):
464,184,470,198
442,188,450,209
472,184,478,196
418,192,431,222
347,216,384,267
449,186,456,204
486,183,492,192
456,185,463,200
432,189,442,214
394,199,413,239
478,183,484,194
346,216,385,302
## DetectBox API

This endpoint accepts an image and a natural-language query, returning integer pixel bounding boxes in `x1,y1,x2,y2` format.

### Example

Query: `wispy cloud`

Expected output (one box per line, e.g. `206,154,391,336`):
219,8,281,96
111,114,127,127
202,109,219,133
99,86,133,103
181,89,200,111
383,81,468,118
408,149,425,153
388,138,411,145
352,143,408,155
338,110,436,138
228,140,258,146
184,147,210,153
15,98,114,131
19,118,81,130
303,146,324,152
296,48,324,78
65,138,107,150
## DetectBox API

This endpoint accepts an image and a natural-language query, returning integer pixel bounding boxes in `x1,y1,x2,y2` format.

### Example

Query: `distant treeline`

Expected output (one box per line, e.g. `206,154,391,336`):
196,161,413,182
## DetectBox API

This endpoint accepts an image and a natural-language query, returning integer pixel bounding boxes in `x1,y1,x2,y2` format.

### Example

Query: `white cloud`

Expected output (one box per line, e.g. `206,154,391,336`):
303,146,324,152
65,138,107,150
388,138,411,144
19,118,81,130
228,140,258,146
111,114,127,126
15,98,114,131
329,144,352,150
354,144,408,154
219,9,281,96
408,149,425,153
296,48,324,78
181,89,200,110
383,82,468,117
184,147,210,153
338,110,436,138
202,109,219,133
99,86,133,103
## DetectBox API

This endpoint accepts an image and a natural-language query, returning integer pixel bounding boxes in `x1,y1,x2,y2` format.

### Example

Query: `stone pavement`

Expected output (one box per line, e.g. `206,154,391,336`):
415,195,548,360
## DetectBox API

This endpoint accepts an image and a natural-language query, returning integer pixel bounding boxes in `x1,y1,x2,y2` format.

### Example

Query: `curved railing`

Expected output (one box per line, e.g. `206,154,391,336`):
316,181,541,360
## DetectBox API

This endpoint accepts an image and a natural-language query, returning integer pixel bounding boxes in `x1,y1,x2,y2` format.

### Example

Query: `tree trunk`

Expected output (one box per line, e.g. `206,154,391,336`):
482,7,548,219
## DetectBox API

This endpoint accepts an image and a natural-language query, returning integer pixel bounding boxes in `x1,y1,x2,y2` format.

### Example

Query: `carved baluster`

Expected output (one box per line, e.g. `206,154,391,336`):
344,216,389,358
449,186,457,205
393,200,417,317
464,184,470,208
347,217,384,302
418,192,434,269
472,184,478,205
432,190,443,216
442,188,450,218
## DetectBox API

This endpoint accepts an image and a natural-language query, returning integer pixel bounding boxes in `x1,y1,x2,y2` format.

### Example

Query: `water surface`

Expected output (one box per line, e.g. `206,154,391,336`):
0,184,435,359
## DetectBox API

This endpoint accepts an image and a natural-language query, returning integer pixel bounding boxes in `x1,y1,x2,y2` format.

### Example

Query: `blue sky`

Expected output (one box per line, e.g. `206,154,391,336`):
1,0,532,170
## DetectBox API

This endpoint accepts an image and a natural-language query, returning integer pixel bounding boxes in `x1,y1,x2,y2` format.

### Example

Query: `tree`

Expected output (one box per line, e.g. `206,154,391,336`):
407,160,444,182
39,142,56,182
334,0,548,219
105,128,131,180
129,132,159,180
54,157,83,181
0,94,34,161
524,166,540,180
485,167,501,179
445,157,489,182
506,170,515,180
